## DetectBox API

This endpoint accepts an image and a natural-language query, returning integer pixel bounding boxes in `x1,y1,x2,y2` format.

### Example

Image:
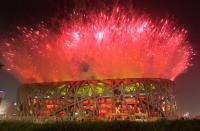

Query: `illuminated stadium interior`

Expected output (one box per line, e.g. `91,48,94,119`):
17,78,177,121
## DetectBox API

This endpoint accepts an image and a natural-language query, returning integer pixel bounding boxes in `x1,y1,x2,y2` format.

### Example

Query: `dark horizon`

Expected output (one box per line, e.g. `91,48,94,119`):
0,0,200,115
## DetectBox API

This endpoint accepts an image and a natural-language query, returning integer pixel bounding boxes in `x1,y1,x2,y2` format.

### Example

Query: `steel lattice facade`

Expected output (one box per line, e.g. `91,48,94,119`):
17,78,177,121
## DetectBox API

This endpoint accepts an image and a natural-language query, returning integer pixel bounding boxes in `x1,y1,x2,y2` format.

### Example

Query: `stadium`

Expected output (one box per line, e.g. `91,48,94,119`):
17,78,177,121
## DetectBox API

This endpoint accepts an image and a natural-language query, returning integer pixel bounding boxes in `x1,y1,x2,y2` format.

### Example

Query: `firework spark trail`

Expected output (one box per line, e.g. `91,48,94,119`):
0,8,193,83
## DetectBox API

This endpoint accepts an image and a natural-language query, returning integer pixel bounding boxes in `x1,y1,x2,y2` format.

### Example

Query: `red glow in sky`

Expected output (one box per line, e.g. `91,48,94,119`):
0,7,193,83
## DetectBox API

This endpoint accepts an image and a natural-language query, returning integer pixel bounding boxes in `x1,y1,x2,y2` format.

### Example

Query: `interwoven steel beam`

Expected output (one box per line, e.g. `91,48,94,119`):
17,78,177,121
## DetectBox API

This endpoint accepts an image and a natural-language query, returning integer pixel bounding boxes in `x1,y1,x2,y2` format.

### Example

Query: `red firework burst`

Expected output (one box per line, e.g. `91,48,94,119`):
0,7,194,83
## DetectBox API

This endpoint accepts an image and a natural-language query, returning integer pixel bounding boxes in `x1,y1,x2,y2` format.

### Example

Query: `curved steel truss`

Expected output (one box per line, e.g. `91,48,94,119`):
17,78,177,120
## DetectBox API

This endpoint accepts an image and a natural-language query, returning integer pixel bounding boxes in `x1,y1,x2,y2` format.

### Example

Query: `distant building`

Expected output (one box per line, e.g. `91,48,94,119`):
0,91,5,103
0,91,6,115
0,63,3,69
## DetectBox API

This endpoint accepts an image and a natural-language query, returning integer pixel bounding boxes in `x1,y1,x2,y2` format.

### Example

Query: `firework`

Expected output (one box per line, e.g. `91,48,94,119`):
0,7,193,83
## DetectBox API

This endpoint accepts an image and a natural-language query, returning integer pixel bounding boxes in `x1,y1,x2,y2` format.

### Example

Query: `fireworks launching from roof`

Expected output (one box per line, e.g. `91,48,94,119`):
0,7,193,83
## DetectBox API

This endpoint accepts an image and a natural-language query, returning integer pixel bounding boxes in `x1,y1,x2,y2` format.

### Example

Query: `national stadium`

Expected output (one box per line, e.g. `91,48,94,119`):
17,78,177,121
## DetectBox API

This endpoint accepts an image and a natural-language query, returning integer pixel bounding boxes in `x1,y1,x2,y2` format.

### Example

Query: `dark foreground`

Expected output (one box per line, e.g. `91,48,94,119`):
0,120,200,131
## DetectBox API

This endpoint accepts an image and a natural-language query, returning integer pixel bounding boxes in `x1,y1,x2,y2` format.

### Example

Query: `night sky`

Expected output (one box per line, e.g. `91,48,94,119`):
0,0,200,115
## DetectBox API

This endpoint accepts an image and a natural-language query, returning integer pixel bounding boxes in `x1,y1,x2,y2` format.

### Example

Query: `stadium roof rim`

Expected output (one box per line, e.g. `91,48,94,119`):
22,78,174,86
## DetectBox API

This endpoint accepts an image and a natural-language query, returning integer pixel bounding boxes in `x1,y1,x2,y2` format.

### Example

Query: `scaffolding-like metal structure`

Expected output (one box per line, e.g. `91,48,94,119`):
17,78,177,121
